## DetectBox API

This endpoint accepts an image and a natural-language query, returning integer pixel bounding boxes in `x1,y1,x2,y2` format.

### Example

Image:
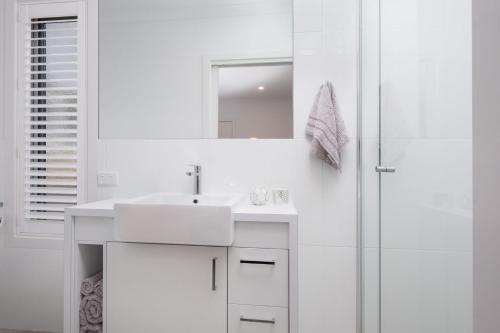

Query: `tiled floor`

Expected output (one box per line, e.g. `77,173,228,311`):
0,330,54,333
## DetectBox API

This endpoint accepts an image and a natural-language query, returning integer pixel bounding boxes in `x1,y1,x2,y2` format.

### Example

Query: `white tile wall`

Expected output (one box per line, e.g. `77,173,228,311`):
93,1,360,332
294,0,323,32
299,245,357,333
0,240,64,331
0,0,360,331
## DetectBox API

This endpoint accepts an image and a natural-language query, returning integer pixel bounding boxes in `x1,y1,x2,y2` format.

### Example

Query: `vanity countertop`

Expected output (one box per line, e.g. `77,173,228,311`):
66,195,297,222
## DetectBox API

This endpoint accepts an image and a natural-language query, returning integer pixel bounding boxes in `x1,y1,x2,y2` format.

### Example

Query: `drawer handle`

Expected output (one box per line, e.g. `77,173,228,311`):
211,258,217,291
240,259,276,266
240,316,276,324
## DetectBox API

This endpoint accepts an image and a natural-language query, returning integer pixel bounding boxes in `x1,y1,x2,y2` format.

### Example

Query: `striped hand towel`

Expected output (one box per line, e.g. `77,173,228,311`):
306,81,349,170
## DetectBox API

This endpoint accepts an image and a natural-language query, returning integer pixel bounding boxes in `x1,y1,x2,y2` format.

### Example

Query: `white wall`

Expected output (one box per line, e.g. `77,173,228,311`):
219,97,293,138
94,1,359,332
472,0,500,332
0,0,359,332
0,1,64,332
0,242,64,331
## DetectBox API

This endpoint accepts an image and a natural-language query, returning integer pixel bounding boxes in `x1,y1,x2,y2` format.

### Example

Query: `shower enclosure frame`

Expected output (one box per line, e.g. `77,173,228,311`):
357,1,473,332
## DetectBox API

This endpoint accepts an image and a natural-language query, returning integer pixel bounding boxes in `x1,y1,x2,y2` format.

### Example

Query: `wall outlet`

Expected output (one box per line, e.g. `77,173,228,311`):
97,172,119,186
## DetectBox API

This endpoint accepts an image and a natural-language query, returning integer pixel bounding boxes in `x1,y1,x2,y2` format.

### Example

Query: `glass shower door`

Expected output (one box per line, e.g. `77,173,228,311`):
363,1,473,333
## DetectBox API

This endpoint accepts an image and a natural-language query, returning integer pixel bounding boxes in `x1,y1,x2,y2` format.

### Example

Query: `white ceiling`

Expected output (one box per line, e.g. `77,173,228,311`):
218,63,293,100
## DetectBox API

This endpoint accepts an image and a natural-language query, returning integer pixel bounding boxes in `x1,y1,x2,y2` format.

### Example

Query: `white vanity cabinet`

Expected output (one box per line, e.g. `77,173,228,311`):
228,247,289,333
64,199,298,333
106,243,227,333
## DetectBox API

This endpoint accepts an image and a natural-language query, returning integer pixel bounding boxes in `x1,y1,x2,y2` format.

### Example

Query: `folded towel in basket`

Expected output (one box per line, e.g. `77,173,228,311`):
81,294,103,325
94,280,103,298
80,272,103,296
80,324,102,333
79,307,88,327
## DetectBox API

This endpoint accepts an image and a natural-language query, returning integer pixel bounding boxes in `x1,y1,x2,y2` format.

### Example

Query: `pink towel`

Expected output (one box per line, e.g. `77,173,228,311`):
94,280,103,298
80,272,102,296
80,272,103,333
306,81,349,170
80,324,102,333
81,294,103,325
79,307,88,326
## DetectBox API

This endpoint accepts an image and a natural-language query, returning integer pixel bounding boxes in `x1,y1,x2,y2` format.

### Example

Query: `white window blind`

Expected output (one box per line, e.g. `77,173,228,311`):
18,2,85,236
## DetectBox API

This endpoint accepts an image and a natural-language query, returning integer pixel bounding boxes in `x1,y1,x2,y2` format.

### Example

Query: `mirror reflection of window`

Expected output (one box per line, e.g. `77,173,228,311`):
216,63,293,139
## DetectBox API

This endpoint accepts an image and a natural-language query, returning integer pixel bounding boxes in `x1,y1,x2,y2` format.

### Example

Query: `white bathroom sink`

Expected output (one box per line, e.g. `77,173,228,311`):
114,193,242,246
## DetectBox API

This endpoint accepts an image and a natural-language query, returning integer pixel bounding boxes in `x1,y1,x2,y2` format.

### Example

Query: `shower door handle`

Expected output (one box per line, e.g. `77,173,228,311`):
375,166,396,173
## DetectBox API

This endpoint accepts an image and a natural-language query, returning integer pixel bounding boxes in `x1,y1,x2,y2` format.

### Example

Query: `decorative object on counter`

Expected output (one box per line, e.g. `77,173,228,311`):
272,189,289,204
250,188,269,206
306,81,349,170
80,272,103,333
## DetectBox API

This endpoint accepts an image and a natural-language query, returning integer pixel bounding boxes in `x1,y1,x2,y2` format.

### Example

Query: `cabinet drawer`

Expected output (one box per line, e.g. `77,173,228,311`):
229,248,288,307
229,304,288,333
233,221,289,249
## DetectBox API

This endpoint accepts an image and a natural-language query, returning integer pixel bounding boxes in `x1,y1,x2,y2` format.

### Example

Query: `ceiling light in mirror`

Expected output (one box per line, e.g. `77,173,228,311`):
216,63,293,139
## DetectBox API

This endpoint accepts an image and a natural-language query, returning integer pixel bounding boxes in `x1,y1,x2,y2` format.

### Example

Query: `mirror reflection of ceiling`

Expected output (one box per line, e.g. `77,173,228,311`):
218,64,293,100
100,0,292,22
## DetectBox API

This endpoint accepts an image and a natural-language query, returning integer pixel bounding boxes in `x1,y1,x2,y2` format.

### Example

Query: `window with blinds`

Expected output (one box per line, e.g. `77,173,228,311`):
20,12,82,231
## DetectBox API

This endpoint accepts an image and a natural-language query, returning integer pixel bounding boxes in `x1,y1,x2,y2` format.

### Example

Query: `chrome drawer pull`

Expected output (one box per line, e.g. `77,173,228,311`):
240,316,276,324
240,259,276,266
211,258,217,291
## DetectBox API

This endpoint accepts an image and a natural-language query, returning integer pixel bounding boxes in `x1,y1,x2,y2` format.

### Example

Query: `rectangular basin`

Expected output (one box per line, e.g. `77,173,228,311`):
114,193,242,246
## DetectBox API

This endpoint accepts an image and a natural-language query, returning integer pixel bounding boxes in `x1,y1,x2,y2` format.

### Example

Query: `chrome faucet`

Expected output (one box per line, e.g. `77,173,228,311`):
186,164,202,195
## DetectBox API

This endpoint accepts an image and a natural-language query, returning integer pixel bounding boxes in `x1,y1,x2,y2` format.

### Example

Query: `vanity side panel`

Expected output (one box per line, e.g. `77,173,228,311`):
74,216,114,241
288,216,298,333
64,214,75,333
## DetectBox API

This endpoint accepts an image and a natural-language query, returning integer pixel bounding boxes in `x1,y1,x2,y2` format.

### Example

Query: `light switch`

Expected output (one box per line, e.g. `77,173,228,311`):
97,172,119,186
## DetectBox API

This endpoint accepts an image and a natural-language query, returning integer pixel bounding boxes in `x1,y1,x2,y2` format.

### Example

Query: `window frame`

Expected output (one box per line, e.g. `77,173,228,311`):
15,0,87,238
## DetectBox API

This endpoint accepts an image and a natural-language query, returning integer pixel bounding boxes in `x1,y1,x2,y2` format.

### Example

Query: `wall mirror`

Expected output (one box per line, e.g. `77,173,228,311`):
98,0,294,139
